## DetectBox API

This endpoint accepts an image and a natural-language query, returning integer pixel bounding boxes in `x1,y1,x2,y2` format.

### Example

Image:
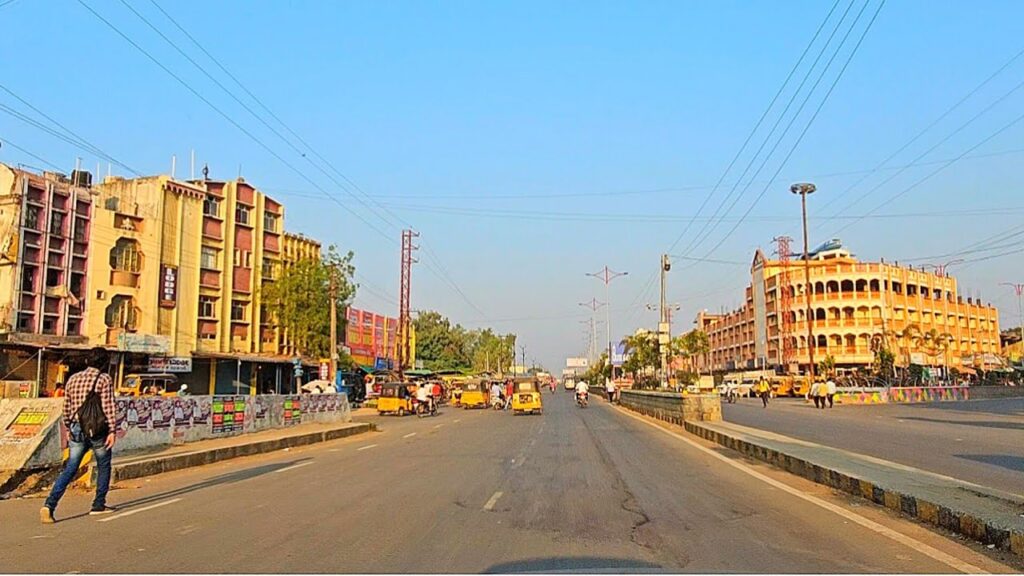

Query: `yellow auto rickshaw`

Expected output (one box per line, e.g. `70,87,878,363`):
511,377,543,415
377,381,415,416
116,374,184,397
460,379,488,409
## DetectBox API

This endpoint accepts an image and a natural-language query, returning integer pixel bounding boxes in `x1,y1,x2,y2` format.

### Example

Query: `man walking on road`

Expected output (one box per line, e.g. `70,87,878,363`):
605,378,616,404
809,380,821,409
826,377,837,408
757,377,770,408
41,348,118,524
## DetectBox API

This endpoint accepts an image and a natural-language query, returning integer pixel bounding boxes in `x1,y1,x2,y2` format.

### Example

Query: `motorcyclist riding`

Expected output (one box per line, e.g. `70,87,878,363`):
574,379,589,407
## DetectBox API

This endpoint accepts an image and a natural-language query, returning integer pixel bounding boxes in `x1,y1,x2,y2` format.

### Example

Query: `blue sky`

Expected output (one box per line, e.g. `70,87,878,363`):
2,0,1023,370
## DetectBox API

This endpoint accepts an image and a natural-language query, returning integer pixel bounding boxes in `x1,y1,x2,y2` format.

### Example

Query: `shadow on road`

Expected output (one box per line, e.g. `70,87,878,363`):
956,454,1024,473
112,458,313,510
484,556,665,574
901,417,1024,430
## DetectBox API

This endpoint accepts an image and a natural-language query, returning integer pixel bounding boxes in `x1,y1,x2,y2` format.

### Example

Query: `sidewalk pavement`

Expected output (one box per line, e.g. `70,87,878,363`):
86,421,374,486
684,419,1024,558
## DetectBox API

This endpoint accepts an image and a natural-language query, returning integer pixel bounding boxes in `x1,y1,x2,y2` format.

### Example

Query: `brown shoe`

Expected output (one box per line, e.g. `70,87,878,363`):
40,507,55,524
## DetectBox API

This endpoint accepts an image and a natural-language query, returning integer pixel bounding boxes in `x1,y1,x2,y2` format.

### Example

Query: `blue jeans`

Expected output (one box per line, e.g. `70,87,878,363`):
45,423,112,512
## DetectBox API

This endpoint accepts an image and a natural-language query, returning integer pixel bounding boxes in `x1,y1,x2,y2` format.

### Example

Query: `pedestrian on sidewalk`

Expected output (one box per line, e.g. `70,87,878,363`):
809,380,821,409
605,378,616,404
41,348,118,524
826,377,837,408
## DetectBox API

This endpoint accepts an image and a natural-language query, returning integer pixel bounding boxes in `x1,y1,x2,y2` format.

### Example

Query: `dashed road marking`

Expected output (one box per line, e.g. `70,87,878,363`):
434,424,442,429
403,432,417,439
483,491,503,511
453,419,461,423
272,462,314,474
97,498,182,522
357,444,378,451
613,407,986,574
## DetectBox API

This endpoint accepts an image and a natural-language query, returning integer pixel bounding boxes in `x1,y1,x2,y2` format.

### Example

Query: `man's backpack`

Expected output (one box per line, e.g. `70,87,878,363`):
76,372,110,439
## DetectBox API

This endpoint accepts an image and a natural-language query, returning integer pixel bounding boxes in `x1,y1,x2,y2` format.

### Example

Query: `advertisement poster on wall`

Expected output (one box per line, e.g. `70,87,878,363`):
212,397,246,433
283,397,302,426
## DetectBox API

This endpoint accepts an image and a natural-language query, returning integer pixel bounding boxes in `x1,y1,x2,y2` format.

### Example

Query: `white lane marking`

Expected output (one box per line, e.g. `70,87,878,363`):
453,419,461,423
483,491,504,511
328,448,341,452
272,461,314,474
434,424,442,429
614,408,986,574
97,498,182,523
403,432,417,438
357,444,378,451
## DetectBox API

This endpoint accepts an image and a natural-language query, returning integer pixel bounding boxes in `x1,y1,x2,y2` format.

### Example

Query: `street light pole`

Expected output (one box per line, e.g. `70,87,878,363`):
587,267,628,382
791,183,817,381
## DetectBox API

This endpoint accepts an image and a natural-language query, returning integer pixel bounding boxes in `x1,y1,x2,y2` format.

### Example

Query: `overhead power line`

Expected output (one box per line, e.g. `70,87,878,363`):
687,0,885,263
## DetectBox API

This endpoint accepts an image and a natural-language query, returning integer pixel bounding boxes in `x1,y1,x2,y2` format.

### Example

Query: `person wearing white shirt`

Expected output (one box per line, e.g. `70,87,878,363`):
416,383,432,412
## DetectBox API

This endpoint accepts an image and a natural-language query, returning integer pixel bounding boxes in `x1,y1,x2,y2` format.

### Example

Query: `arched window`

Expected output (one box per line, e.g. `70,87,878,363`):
109,238,142,273
827,280,840,293
105,295,139,331
869,279,880,292
814,281,825,294
817,335,828,348
815,308,826,321
841,280,855,293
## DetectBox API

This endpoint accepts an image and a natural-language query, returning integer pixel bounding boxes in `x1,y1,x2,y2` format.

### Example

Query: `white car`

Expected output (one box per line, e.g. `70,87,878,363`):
564,378,576,390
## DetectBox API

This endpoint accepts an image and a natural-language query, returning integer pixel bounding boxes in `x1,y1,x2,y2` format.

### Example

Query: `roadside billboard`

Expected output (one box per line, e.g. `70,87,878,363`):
566,357,589,368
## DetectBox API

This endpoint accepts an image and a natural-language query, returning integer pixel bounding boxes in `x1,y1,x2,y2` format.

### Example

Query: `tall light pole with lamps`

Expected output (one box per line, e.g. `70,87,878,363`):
587,267,628,381
579,298,606,363
791,183,817,380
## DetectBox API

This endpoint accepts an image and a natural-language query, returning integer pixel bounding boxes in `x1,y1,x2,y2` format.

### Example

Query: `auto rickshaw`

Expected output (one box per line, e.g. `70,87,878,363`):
511,377,543,415
460,379,488,409
377,381,415,416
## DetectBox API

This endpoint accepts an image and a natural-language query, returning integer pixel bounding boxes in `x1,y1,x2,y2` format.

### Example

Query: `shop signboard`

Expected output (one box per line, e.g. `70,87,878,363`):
117,333,171,354
147,357,192,373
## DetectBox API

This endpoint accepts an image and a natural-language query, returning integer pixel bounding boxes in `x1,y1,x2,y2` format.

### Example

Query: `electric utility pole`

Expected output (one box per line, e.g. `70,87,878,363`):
587,266,628,382
578,298,606,363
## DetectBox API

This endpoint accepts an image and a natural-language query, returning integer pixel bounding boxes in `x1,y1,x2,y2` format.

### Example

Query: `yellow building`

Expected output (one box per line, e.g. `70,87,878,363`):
87,175,204,358
695,240,1001,375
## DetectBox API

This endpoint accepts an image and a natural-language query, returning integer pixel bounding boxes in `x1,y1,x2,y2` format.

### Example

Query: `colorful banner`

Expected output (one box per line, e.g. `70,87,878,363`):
211,396,246,433
345,306,399,365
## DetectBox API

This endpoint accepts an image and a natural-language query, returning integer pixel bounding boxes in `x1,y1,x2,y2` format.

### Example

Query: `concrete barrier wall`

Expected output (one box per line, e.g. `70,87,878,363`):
1,394,350,480
619,390,722,425
835,385,971,405
963,385,1024,400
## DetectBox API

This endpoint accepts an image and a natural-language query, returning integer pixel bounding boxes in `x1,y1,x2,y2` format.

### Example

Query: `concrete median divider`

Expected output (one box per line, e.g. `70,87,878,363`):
617,389,722,424
1,393,359,496
612,389,1024,557
94,421,374,485
682,420,1024,558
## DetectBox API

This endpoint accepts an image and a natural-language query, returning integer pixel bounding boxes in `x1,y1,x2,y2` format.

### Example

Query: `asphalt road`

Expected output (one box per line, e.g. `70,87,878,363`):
0,391,1015,573
722,396,1024,495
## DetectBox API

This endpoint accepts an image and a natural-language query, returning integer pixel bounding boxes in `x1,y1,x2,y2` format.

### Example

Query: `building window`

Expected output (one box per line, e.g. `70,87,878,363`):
261,260,276,280
233,250,252,268
49,212,66,235
201,246,219,269
109,238,142,273
104,295,138,331
263,212,278,232
24,206,41,230
203,195,220,217
231,300,247,322
235,204,250,225
199,296,217,319
21,265,37,293
45,268,62,288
